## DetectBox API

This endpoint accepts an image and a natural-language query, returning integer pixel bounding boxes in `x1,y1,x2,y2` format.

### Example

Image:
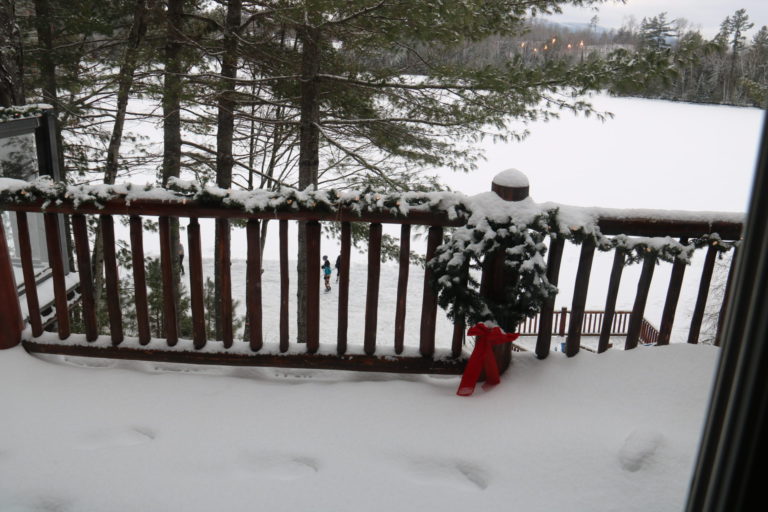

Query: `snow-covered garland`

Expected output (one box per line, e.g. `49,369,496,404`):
0,176,738,330
428,207,739,329
0,176,470,219
0,104,53,122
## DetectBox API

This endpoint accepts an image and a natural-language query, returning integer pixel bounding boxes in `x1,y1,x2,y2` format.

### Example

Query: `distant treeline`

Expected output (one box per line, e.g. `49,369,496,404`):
364,9,768,108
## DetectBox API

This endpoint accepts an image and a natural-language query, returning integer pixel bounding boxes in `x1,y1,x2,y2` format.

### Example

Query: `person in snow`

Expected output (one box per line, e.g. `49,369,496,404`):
178,242,185,275
335,255,341,282
322,255,332,291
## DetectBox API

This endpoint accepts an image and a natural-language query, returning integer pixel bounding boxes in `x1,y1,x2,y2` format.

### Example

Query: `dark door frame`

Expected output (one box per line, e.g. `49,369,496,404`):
686,113,768,511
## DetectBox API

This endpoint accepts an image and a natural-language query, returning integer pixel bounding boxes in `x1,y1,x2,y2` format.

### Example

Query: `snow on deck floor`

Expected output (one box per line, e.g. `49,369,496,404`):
0,342,719,512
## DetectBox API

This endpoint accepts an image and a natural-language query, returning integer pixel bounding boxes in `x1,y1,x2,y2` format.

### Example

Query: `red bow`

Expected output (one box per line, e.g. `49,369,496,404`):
457,323,519,396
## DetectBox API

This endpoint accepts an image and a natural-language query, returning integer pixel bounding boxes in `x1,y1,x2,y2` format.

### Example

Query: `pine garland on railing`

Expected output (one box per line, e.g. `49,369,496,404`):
0,104,53,122
0,176,471,219
0,176,739,331
428,207,739,329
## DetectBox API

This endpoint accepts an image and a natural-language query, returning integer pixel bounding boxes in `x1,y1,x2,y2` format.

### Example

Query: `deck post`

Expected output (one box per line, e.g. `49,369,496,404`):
0,218,23,349
484,169,531,373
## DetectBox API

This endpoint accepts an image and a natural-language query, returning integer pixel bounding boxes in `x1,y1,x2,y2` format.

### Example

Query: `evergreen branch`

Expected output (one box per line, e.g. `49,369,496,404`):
318,1,386,28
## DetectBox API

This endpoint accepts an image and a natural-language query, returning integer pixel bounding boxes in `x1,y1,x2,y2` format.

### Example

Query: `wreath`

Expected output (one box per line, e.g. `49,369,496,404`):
429,213,558,329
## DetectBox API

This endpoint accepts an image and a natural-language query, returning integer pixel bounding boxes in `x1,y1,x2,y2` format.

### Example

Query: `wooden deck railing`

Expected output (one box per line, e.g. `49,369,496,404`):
517,308,660,345
0,170,743,375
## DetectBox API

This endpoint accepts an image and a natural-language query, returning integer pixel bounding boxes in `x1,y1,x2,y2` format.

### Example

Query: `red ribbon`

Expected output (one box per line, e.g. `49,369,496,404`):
457,323,519,397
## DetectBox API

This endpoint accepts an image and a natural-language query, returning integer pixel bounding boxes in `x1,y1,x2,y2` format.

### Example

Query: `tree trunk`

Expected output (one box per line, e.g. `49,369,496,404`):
296,25,321,343
93,0,148,314
104,0,148,185
163,0,183,185
32,0,76,272
0,0,25,107
214,0,241,340
163,0,185,334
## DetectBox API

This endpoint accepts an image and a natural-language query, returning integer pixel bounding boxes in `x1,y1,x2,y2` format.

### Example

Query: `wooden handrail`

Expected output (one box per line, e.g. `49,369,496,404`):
0,198,467,227
0,196,744,239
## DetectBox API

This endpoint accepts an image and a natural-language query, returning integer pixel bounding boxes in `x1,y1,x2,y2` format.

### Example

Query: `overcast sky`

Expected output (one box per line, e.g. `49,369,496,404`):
551,0,768,38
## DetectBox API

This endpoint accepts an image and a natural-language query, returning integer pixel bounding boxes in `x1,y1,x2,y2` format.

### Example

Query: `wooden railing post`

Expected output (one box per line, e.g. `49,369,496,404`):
559,307,568,336
658,238,688,345
625,253,657,350
0,216,23,349
482,169,531,372
566,239,596,356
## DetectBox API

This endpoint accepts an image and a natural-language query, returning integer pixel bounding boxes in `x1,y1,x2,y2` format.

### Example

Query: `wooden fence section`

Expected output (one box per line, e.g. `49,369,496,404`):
517,309,660,345
0,170,743,375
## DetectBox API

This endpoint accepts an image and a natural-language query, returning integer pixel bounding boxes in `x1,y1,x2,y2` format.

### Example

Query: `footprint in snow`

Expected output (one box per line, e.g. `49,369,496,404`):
4,494,73,512
406,458,489,491
76,426,156,450
238,453,320,480
618,428,664,472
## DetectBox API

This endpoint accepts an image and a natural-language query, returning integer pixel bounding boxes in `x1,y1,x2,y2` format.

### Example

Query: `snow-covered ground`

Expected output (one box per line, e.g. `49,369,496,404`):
0,343,719,512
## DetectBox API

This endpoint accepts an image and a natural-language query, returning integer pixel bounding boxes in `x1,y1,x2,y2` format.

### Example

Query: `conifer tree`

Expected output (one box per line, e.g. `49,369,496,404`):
638,13,675,51
718,8,754,103
0,0,25,107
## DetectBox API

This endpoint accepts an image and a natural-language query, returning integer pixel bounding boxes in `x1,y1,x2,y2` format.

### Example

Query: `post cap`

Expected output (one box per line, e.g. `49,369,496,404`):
492,168,529,201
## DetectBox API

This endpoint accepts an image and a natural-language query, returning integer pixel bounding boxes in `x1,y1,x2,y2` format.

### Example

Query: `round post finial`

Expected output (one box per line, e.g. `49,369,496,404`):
492,168,529,201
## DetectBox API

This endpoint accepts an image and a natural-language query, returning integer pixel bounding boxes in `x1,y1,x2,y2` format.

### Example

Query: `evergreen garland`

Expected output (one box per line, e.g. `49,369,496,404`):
0,176,739,333
428,210,739,330
0,104,53,122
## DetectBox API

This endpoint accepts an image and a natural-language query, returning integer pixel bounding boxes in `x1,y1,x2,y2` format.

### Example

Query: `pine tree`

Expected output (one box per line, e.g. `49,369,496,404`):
0,0,25,106
638,13,675,51
718,8,754,103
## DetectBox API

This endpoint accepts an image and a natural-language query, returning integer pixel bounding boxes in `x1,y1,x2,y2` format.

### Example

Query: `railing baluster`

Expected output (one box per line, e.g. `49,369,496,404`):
337,222,350,354
364,223,382,355
306,220,321,354
246,219,263,351
43,213,70,339
17,212,43,337
129,216,150,345
559,307,568,336
279,219,289,352
715,247,739,347
658,239,688,345
188,217,206,349
419,226,442,357
688,244,718,344
599,250,625,352
215,219,233,345
394,223,410,354
536,237,565,358
625,253,656,350
71,213,99,341
159,216,178,346
100,215,123,344
566,239,596,356
0,215,23,349
451,261,469,358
